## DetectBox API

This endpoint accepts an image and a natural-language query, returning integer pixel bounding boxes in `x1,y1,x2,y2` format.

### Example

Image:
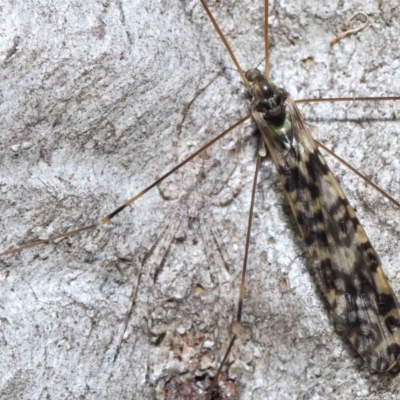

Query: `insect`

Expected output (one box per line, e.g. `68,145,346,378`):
1,0,400,398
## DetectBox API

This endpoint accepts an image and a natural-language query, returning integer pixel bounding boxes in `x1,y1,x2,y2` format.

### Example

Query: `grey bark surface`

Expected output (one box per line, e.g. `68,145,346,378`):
1,0,400,399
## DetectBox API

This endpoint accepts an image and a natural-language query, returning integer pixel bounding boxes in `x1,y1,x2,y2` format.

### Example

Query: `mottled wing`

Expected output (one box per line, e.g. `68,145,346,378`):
253,95,400,371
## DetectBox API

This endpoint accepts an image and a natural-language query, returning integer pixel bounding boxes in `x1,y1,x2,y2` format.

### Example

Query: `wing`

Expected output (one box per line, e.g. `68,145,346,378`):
253,95,400,371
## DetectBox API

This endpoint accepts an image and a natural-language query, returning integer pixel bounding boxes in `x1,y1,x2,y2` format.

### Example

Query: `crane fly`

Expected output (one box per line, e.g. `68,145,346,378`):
1,0,400,399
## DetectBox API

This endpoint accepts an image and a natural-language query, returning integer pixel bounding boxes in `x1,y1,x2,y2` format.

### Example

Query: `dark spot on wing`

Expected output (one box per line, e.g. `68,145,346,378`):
309,182,320,199
296,210,307,227
387,343,400,359
283,165,308,192
379,294,398,316
307,151,330,176
328,197,348,216
338,218,348,233
313,209,324,224
305,229,329,247
386,316,400,333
